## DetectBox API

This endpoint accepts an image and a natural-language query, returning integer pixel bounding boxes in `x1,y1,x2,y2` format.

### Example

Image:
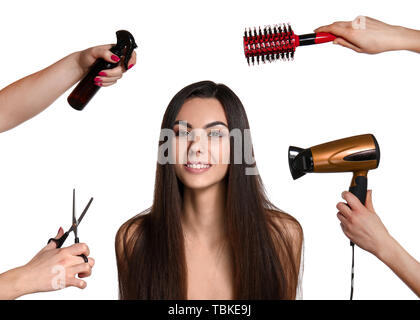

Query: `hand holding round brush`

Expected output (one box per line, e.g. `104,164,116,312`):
315,16,420,54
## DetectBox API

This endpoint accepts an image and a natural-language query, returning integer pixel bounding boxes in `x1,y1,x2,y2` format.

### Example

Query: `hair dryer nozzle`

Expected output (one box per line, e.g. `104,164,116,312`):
288,146,314,180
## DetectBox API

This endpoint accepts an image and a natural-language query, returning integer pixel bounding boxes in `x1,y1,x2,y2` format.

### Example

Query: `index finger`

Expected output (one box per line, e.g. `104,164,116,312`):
125,50,137,71
314,21,350,36
341,191,364,211
62,243,90,257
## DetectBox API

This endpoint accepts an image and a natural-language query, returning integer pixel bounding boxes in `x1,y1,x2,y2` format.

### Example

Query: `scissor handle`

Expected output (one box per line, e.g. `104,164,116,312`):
48,231,69,248
48,233,88,263
75,237,88,263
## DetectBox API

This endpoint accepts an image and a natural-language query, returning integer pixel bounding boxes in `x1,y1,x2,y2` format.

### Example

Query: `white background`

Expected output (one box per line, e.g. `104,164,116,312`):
0,0,419,300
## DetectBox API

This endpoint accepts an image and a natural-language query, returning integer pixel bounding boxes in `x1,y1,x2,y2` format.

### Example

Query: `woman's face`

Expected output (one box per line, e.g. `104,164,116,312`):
172,97,230,190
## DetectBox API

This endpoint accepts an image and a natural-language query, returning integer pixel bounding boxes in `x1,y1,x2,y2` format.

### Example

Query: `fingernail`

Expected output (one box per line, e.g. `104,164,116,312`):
128,64,134,70
94,82,102,87
98,71,107,76
58,227,63,233
94,77,102,82
111,55,120,62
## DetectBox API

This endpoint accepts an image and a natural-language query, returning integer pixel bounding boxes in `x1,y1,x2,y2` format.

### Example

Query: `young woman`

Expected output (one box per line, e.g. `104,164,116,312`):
115,80,303,300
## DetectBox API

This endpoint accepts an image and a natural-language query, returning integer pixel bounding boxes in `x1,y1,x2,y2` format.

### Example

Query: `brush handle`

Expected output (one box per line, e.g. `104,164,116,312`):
297,32,336,46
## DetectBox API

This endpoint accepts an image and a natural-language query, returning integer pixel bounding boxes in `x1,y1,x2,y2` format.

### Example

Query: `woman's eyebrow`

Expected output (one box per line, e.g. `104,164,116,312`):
204,121,228,129
172,120,192,128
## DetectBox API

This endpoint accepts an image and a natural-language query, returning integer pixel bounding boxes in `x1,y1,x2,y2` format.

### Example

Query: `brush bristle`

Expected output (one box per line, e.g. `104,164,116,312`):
243,23,296,65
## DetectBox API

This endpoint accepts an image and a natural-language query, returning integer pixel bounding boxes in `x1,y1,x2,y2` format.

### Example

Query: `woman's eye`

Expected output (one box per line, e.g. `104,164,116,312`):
176,130,189,137
209,131,224,137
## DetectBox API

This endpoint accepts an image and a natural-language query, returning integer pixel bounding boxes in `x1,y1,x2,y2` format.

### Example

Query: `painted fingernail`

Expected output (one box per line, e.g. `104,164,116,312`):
111,55,120,62
128,64,134,70
58,227,63,233
94,77,102,82
94,82,102,87
98,71,107,76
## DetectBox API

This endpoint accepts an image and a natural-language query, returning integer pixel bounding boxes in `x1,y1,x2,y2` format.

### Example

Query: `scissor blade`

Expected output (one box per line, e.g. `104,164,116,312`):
77,197,94,226
73,189,77,238
72,189,76,224
67,197,93,234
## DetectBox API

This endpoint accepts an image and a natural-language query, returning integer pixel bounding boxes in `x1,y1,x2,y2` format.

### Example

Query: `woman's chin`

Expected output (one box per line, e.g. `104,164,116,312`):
182,179,216,190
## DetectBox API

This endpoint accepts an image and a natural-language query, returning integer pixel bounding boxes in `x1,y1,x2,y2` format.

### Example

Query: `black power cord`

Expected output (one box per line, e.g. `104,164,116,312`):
350,242,355,300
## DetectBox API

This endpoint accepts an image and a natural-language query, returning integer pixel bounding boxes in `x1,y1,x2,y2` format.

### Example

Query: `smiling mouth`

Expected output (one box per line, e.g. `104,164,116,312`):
184,162,212,173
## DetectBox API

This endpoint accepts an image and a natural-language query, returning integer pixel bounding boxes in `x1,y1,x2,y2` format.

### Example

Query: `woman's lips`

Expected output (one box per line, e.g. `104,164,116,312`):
183,162,212,174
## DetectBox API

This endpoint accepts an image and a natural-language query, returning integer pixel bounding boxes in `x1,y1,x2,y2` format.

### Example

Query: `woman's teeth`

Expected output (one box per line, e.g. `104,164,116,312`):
186,163,210,169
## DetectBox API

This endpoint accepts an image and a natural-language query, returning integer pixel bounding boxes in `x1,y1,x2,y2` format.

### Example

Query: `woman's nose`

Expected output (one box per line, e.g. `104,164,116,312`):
188,131,206,155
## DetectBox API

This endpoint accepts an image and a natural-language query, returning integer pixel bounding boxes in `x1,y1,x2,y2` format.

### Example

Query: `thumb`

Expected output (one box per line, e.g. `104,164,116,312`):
314,25,329,33
91,44,121,64
365,190,375,212
45,227,64,250
314,22,351,38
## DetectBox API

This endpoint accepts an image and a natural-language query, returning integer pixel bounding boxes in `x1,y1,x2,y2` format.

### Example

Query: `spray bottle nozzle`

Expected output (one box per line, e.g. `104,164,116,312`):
112,30,138,70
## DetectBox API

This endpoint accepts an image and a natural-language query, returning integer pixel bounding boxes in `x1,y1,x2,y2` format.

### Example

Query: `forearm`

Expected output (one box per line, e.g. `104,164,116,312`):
0,266,30,300
0,51,85,133
395,26,420,53
377,236,420,298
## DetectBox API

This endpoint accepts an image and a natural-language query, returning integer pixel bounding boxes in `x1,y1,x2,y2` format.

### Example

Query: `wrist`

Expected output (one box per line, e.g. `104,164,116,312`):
0,266,31,299
394,26,420,52
71,51,89,78
375,234,398,264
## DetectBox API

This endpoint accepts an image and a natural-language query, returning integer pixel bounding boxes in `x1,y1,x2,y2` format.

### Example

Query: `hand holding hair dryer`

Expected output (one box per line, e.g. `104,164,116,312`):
288,133,380,299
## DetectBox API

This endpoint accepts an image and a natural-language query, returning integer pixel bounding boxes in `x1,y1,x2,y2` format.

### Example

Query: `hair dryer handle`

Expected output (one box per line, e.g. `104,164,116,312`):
348,175,368,205
348,175,368,247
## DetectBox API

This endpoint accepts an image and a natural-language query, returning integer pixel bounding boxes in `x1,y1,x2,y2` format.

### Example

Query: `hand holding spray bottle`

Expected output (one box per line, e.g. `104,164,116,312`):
67,30,137,111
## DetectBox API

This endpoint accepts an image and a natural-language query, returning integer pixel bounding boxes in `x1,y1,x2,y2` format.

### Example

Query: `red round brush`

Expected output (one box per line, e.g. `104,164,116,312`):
243,23,336,65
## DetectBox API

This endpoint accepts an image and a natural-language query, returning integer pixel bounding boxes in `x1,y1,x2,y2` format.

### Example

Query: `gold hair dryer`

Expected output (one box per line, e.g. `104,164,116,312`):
288,134,380,206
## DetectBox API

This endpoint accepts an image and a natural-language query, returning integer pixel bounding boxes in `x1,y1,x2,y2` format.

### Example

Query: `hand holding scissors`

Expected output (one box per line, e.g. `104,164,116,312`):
48,189,93,263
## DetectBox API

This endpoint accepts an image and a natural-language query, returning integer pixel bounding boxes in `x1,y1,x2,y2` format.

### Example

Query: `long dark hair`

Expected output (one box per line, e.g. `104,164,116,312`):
116,80,303,299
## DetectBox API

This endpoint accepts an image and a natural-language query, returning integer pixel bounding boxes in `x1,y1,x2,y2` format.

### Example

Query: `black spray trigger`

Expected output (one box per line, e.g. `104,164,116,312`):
112,30,138,70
